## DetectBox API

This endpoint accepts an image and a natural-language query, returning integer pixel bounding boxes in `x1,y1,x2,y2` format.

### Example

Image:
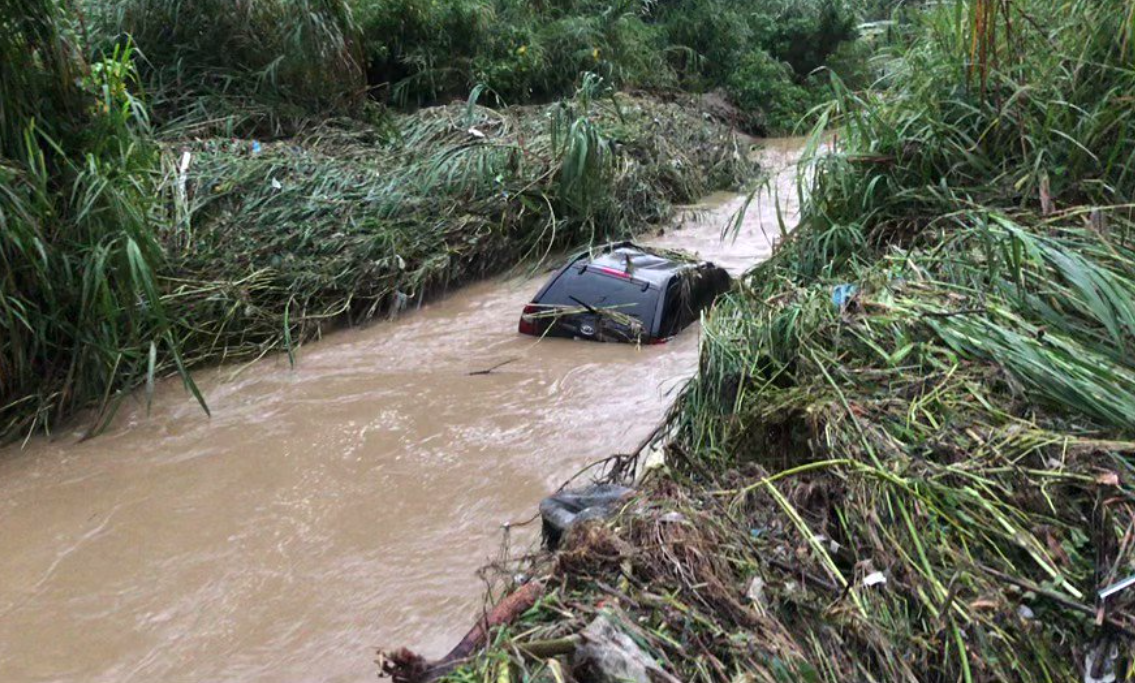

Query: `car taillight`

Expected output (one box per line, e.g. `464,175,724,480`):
518,303,539,335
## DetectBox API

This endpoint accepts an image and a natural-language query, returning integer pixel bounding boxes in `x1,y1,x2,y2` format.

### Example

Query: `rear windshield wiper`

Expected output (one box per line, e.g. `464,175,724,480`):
568,296,600,315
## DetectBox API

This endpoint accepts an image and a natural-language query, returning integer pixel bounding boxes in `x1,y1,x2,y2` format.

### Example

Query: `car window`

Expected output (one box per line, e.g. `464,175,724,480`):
661,277,687,337
537,265,660,331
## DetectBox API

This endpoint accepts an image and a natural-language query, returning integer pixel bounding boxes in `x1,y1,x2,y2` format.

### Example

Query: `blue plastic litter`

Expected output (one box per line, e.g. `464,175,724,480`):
251,141,262,155
832,283,858,308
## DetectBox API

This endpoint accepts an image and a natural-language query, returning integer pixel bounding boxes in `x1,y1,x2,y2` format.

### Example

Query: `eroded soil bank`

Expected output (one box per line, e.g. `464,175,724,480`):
0,140,805,683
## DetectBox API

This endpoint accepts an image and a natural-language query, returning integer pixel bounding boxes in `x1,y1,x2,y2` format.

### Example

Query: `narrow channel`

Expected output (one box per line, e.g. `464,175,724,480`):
0,139,805,683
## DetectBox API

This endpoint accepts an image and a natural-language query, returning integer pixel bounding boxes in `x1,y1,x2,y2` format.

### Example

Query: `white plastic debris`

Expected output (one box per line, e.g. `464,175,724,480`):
271,178,283,190
1084,638,1119,683
175,151,192,226
573,616,680,683
390,291,410,316
467,127,486,139
746,576,766,606
1099,573,1135,601
640,442,666,473
863,571,887,587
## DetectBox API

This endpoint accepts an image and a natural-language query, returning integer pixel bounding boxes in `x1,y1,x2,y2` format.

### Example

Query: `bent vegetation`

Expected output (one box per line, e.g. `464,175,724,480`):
5,0,1135,681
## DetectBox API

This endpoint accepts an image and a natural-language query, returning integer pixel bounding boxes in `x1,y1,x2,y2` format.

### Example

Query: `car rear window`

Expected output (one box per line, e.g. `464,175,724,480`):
537,265,660,331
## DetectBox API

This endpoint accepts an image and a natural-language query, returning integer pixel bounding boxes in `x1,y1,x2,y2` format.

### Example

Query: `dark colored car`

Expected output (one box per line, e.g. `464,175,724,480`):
518,242,732,343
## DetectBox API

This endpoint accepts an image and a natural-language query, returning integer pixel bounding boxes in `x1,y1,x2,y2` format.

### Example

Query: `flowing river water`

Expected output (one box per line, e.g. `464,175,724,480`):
0,138,805,683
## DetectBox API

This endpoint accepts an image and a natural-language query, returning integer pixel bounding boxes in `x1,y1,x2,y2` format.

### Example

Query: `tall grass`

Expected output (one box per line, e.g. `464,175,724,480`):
660,0,1135,677
77,0,862,133
1,1,199,440
81,0,367,134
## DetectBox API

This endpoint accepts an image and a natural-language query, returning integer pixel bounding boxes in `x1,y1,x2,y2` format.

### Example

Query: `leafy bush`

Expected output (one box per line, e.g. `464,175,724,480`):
652,0,751,85
820,37,876,91
752,0,858,75
82,0,366,133
357,0,670,105
649,0,860,130
356,0,861,120
81,0,863,130
355,0,491,102
725,49,814,134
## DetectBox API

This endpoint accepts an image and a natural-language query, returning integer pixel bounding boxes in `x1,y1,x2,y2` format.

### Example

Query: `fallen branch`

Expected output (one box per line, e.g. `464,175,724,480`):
378,581,546,682
975,564,1135,638
468,358,518,376
516,636,580,658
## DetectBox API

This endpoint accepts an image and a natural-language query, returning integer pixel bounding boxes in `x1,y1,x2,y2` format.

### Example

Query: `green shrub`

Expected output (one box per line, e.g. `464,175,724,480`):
358,0,671,105
80,0,863,129
653,0,751,85
652,0,858,127
725,49,813,134
821,36,876,91
355,0,491,103
83,0,366,133
356,0,861,119
755,0,858,75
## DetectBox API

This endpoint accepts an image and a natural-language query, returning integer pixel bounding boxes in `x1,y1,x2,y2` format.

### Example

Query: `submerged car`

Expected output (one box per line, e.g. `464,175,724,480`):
518,242,732,343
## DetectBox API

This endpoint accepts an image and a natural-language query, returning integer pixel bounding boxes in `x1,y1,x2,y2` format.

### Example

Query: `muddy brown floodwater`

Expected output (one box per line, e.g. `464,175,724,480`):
0,139,805,683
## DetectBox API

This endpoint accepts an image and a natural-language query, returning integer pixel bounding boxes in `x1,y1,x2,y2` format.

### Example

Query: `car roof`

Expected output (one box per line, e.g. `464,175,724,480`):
571,242,693,288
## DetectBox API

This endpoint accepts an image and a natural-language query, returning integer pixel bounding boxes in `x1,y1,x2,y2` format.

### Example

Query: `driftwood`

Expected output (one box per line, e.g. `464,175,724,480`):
379,581,546,682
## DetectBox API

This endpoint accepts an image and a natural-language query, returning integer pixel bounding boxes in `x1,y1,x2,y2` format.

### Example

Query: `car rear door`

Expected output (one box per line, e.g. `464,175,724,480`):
535,266,661,341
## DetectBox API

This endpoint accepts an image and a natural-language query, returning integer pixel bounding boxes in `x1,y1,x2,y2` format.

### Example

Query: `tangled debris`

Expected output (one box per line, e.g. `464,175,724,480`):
540,485,635,550
380,581,547,683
